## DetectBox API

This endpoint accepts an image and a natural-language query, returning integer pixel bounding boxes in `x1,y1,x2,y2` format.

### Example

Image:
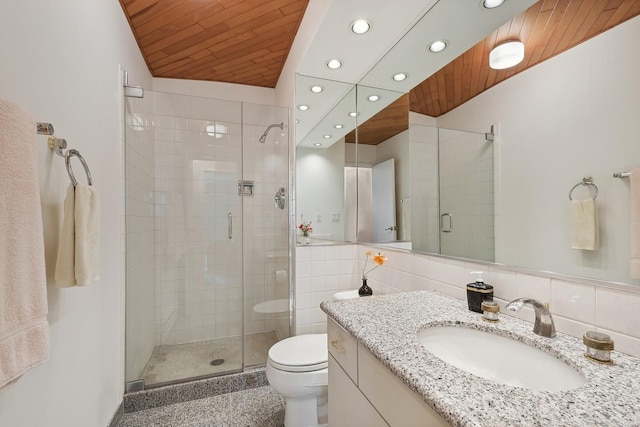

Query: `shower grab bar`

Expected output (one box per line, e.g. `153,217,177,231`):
613,172,631,178
228,213,232,239
569,176,598,200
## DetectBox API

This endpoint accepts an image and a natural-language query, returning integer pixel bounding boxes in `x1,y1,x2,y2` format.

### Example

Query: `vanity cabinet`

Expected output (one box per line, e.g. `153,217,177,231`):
327,317,450,427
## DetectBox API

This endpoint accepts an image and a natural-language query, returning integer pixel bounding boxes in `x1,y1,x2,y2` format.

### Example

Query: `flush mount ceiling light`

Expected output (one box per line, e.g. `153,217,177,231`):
297,104,309,111
489,41,525,69
428,40,447,53
368,95,380,102
326,59,343,69
334,124,343,129
309,85,323,93
350,19,371,34
392,73,407,82
482,0,505,8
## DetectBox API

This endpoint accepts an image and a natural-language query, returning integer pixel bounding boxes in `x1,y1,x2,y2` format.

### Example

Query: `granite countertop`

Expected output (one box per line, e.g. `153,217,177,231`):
320,290,640,427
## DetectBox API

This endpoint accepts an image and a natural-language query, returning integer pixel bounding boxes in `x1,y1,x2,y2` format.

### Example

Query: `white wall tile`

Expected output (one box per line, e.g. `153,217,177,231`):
596,287,640,338
551,279,596,324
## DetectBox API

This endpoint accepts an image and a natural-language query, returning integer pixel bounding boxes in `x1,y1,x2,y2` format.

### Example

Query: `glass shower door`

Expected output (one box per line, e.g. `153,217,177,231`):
125,91,245,387
438,128,495,262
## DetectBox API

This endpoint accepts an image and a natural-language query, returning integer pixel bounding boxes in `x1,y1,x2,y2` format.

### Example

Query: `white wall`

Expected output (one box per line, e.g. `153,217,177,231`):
0,0,151,426
437,16,640,284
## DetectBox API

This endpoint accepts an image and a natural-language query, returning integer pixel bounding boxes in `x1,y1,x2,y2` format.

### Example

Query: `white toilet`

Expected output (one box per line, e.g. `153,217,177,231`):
266,333,328,427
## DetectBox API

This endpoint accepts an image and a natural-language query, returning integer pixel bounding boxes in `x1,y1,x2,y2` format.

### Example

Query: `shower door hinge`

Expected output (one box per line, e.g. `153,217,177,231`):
238,180,254,196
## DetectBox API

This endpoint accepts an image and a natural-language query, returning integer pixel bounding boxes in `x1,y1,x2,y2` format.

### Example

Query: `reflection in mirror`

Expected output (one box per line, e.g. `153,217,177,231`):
295,75,356,244
346,87,409,246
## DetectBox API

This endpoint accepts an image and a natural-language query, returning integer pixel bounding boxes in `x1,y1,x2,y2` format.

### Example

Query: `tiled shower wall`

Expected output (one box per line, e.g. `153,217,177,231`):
151,93,244,346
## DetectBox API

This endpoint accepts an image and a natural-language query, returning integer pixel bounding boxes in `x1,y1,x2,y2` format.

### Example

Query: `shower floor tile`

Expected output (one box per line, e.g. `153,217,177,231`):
118,386,284,427
141,332,278,387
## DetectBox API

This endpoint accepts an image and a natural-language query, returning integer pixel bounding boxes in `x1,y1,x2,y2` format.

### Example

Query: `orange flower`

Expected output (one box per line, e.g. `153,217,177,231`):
362,250,387,279
372,253,387,266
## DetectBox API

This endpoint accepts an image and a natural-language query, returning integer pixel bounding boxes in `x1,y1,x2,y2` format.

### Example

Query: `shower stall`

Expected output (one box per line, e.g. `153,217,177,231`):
124,90,290,389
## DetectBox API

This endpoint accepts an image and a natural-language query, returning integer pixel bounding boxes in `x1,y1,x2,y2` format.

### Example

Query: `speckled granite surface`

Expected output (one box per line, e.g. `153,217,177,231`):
118,386,284,427
321,290,640,427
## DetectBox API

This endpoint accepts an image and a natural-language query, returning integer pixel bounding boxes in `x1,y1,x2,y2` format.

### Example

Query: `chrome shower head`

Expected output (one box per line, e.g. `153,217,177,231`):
259,122,284,143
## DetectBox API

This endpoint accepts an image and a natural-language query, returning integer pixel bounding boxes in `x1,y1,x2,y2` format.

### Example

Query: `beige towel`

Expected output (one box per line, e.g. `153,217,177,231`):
0,99,50,391
55,183,101,287
571,198,599,250
630,169,640,279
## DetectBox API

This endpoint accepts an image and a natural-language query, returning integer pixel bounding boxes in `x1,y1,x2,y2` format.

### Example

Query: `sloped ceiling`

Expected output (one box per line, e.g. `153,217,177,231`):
119,0,309,87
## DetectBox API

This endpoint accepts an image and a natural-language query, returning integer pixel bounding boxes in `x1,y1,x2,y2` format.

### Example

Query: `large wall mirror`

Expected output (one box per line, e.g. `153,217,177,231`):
296,1,640,285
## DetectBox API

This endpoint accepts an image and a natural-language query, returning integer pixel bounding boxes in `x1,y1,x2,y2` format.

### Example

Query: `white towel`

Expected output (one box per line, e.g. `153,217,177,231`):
55,183,100,287
0,98,50,391
630,169,640,279
571,198,599,250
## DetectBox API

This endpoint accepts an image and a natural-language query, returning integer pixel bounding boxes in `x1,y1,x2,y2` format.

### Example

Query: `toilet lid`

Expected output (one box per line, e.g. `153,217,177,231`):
268,333,328,372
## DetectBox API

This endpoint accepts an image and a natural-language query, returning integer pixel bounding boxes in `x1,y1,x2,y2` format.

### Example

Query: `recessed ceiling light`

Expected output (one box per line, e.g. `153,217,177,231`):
482,0,505,9
368,95,380,102
348,112,359,118
310,85,323,93
323,135,332,139
314,143,322,147
393,73,407,81
489,41,525,69
297,105,309,111
326,59,343,69
350,19,371,34
428,40,447,53
334,124,343,129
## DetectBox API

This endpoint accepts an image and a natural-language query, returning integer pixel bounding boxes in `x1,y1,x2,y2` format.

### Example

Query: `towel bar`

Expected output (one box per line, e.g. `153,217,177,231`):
569,177,598,200
613,172,630,178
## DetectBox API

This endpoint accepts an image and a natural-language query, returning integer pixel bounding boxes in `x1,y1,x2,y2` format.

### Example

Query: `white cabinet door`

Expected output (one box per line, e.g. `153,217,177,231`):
328,354,388,427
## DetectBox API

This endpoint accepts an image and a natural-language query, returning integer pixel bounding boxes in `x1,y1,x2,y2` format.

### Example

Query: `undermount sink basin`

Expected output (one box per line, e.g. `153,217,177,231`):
417,326,586,392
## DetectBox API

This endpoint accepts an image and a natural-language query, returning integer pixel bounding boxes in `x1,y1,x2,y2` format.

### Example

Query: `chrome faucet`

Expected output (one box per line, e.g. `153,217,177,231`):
505,298,556,338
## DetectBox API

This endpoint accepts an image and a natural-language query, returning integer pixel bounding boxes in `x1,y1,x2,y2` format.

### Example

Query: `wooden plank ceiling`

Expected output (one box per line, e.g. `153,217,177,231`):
119,0,309,87
410,0,640,117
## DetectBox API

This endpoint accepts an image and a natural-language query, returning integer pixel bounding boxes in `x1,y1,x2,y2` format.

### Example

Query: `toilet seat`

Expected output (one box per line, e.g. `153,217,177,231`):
268,333,328,372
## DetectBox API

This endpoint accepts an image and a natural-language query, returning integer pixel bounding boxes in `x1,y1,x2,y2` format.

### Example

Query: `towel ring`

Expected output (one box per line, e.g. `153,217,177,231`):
65,149,93,187
568,177,598,200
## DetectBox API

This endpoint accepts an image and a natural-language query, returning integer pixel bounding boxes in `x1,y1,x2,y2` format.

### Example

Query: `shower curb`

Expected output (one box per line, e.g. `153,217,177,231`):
122,368,268,413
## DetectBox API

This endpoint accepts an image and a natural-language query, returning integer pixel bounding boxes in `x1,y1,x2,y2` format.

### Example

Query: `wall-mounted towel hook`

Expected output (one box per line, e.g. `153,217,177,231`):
47,136,67,157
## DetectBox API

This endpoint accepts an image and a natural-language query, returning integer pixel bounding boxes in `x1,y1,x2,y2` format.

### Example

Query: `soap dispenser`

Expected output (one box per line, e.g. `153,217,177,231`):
466,271,494,313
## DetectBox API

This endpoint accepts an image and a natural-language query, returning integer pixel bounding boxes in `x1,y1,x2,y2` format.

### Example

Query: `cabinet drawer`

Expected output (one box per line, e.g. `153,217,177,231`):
327,317,358,383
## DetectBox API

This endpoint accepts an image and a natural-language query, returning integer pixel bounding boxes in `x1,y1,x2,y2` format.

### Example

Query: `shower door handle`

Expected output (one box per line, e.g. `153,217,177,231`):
441,213,452,233
228,213,232,239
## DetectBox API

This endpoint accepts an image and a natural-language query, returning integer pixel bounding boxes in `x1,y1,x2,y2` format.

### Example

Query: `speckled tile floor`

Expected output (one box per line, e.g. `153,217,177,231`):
118,386,284,427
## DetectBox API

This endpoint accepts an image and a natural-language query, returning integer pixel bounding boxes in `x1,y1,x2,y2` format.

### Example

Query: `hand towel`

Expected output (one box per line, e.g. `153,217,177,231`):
54,184,76,287
74,183,100,286
571,198,599,250
55,183,101,287
0,98,50,391
630,169,640,279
